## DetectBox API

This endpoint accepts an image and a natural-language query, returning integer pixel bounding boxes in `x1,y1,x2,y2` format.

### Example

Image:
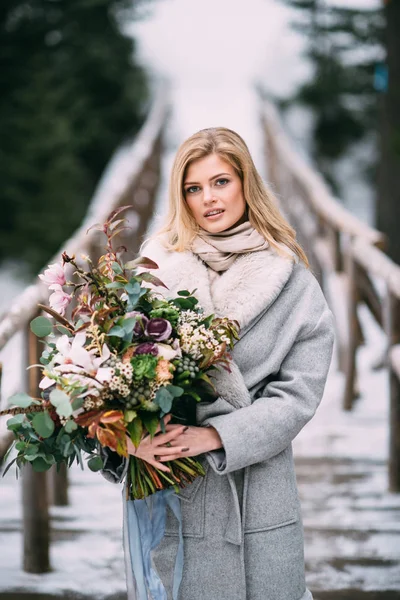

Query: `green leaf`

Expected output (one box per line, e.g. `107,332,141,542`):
32,411,55,438
88,456,104,472
107,326,125,338
8,392,37,409
166,385,184,398
141,413,159,438
154,387,173,413
56,325,73,337
111,261,123,275
127,417,143,447
177,290,191,297
30,316,53,337
31,457,53,472
64,419,78,433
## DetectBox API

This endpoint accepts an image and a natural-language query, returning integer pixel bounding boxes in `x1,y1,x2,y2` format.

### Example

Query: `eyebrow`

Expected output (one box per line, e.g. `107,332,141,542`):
183,172,231,186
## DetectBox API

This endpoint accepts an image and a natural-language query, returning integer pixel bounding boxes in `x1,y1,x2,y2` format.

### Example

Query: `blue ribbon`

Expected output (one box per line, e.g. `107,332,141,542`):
126,488,184,600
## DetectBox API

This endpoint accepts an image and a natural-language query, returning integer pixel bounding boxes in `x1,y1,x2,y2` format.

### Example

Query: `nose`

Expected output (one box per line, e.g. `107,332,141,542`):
203,185,216,204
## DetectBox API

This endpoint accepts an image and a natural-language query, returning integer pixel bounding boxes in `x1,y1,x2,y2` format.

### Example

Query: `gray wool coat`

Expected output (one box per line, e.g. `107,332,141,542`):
122,239,335,600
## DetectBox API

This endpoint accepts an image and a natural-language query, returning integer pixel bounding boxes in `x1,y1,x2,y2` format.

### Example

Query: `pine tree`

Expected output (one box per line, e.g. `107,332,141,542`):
0,0,148,272
278,0,384,193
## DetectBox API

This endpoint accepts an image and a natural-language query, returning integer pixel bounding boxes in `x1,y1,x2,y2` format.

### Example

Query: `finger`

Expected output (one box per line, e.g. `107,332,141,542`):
154,426,188,446
145,458,172,473
155,445,189,458
159,451,190,462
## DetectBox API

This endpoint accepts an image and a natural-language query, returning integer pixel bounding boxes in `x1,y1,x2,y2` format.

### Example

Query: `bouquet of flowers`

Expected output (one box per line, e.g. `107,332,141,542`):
2,208,239,500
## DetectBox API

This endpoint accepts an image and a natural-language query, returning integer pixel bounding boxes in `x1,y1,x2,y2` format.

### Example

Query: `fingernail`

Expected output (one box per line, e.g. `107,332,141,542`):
181,447,189,452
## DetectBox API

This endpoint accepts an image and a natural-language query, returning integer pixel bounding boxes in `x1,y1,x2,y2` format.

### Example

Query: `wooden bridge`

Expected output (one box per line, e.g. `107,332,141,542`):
0,88,400,598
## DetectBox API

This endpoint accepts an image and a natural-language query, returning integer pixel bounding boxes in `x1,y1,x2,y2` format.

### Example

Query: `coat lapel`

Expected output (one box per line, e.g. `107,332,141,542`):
142,239,295,331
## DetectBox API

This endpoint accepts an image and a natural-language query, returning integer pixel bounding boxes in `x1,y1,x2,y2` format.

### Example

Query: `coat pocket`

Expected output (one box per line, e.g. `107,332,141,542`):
244,445,300,533
164,461,209,538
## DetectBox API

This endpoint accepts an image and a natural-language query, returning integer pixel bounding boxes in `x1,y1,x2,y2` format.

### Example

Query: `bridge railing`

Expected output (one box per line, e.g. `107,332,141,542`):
0,89,169,572
261,99,400,492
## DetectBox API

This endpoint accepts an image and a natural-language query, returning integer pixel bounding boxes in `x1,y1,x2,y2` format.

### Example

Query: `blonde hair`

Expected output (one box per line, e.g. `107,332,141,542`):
154,127,309,268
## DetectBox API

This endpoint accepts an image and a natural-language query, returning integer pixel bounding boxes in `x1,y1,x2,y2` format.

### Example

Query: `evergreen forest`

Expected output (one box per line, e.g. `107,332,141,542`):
279,0,385,194
0,0,149,273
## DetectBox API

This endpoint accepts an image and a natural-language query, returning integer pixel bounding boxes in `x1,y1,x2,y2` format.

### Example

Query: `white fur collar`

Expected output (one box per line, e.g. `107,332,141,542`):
142,239,295,331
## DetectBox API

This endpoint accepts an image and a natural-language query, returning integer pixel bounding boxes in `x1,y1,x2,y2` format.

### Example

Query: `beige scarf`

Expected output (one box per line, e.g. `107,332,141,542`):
191,221,269,272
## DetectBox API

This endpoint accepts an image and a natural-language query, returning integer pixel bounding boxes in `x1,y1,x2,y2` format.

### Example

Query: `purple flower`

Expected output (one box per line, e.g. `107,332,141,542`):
134,342,158,356
145,318,172,342
125,311,148,338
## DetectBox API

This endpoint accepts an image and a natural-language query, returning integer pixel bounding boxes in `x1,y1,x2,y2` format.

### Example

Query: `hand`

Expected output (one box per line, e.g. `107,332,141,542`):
126,414,189,473
158,425,223,462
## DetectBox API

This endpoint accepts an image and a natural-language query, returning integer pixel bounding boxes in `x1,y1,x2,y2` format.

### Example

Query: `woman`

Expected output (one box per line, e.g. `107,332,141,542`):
125,127,335,600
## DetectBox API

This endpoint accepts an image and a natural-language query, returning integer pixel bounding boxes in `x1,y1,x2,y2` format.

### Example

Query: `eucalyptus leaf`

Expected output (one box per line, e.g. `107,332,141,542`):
64,420,78,433
31,457,53,472
32,411,55,439
107,326,125,338
88,456,104,472
154,387,173,413
123,317,138,335
125,281,141,295
166,385,184,398
30,316,53,337
49,389,72,418
111,261,123,274
8,392,37,409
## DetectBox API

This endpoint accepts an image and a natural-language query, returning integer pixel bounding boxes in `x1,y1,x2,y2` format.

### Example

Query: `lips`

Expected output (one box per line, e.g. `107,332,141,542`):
204,209,224,217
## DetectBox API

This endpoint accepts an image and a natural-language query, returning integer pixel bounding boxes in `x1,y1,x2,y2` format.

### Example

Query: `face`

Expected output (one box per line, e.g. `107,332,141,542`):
183,153,246,233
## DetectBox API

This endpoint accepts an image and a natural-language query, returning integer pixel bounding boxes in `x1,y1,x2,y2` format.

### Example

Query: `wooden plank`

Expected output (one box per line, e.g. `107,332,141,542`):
357,267,383,328
352,237,400,299
390,344,400,380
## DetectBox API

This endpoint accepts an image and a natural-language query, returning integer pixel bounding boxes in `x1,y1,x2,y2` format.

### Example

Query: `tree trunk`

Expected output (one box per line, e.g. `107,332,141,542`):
377,0,400,263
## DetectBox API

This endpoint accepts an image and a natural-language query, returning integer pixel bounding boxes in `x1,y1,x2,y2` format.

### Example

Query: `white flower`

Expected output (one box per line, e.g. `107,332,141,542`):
39,262,66,288
156,343,179,361
48,285,72,316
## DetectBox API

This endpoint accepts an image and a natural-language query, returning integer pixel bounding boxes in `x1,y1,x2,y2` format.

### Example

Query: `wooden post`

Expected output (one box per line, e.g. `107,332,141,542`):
49,463,69,506
22,316,51,573
343,247,361,411
385,292,400,491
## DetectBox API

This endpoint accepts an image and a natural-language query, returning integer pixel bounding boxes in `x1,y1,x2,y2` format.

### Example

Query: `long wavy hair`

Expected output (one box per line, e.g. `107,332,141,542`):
153,127,309,267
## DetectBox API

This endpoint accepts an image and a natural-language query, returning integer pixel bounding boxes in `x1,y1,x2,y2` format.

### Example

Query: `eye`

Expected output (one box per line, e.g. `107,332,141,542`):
215,178,229,186
185,185,200,194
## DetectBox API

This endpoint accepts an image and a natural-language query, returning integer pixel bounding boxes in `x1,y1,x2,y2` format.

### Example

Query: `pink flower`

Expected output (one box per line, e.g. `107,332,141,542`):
39,262,66,288
49,285,71,316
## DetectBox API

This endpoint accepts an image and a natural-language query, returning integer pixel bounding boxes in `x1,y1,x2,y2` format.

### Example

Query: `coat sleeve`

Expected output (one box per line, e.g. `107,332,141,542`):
203,304,335,475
